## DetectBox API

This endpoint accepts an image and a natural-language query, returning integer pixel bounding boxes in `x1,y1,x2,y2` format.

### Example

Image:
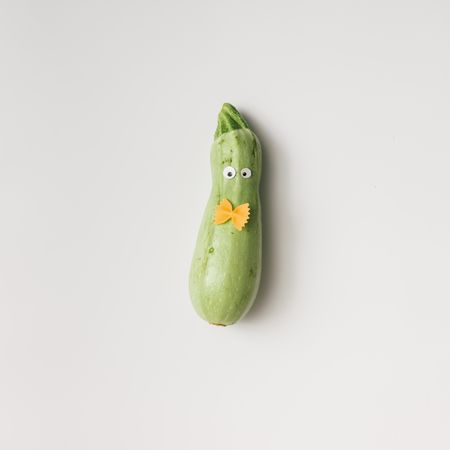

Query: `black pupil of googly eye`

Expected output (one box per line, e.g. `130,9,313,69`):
227,172,232,177
243,171,247,176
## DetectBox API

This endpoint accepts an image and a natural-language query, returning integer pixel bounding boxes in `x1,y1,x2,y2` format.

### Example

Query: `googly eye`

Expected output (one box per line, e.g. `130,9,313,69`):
240,168,252,178
223,166,236,179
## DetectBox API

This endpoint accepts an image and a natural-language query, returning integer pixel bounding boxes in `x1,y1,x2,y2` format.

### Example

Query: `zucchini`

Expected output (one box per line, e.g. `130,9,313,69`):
189,103,262,326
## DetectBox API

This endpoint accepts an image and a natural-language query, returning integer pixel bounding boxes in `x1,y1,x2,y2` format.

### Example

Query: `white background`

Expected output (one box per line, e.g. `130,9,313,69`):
1,1,450,449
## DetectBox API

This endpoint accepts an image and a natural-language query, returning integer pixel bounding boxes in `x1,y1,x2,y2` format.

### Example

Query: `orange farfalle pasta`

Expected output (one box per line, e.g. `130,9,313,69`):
214,198,250,231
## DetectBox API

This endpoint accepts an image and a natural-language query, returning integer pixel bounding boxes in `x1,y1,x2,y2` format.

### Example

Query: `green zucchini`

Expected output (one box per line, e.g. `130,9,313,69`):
189,103,262,326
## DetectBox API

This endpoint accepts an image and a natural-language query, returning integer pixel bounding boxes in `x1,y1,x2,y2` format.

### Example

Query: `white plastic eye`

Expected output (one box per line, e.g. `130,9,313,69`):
223,166,236,179
240,168,252,178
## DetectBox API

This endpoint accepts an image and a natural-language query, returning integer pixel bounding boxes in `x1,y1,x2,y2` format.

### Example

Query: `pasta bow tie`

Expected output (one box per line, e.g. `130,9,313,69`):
214,198,250,231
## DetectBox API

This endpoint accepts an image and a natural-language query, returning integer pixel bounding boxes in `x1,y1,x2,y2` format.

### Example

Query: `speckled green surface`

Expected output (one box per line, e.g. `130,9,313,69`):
189,104,262,326
214,103,250,139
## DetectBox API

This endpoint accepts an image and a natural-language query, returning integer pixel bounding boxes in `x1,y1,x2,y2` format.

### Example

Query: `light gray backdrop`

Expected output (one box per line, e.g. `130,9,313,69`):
1,1,450,449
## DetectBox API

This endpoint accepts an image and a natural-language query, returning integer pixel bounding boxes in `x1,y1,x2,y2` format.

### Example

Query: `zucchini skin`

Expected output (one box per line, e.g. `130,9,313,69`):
189,118,262,326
